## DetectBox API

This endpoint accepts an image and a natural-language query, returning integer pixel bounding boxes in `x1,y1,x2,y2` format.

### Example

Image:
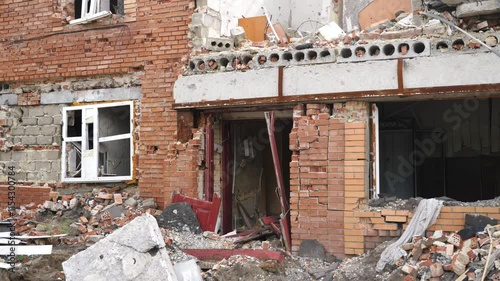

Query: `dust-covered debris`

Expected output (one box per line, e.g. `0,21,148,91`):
332,240,405,281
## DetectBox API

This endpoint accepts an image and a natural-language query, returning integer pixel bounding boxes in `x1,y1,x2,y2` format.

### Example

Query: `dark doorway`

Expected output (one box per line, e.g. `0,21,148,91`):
222,117,292,233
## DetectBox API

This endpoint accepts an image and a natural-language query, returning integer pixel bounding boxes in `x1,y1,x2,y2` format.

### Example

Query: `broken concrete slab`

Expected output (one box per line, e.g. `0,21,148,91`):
62,214,178,281
456,0,500,17
157,202,202,234
173,259,203,281
298,239,326,260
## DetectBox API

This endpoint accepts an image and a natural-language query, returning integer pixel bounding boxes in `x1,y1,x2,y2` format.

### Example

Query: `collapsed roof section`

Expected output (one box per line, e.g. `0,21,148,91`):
186,0,500,74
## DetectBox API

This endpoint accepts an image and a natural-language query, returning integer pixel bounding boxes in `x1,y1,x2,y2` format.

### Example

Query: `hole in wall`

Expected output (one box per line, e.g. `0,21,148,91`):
217,42,223,48
436,41,449,52
270,54,279,62
211,41,217,46
257,55,267,65
197,60,206,71
383,44,395,56
452,39,465,51
413,42,426,54
319,50,330,58
219,58,230,67
232,57,241,68
355,47,366,57
485,35,498,47
189,61,195,70
282,52,293,61
225,43,231,48
294,52,305,61
340,48,352,58
307,51,317,60
208,59,218,70
369,46,380,56
398,43,410,55
242,56,253,65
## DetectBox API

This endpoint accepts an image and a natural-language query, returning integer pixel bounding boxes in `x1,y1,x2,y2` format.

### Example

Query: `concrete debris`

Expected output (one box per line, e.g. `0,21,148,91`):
317,21,346,41
62,214,178,281
157,202,202,234
173,259,203,281
298,240,326,260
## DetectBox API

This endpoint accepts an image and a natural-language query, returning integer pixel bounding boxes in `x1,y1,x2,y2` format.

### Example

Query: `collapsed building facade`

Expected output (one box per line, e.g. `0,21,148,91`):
1,0,500,259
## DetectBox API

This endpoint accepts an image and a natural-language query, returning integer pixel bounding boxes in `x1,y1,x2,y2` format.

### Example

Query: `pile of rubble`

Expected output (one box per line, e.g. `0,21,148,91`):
4,188,157,245
396,224,500,281
0,189,343,281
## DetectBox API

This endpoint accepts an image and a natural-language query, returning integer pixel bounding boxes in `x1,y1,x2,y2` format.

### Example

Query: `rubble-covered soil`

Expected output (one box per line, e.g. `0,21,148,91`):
332,240,405,281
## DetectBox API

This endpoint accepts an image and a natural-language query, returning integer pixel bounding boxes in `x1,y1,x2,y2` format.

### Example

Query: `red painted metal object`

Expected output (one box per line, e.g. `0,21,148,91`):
182,249,285,263
221,121,233,234
265,111,291,251
204,117,214,201
171,193,221,232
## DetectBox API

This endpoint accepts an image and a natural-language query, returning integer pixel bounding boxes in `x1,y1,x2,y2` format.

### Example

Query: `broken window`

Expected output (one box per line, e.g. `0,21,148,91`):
375,99,500,202
62,101,133,183
70,0,123,25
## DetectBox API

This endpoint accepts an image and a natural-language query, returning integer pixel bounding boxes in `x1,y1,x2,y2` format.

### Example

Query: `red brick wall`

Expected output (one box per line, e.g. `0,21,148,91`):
0,185,51,207
0,0,196,209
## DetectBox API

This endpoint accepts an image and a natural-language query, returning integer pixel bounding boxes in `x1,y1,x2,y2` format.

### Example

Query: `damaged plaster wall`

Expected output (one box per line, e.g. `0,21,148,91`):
0,105,63,183
342,0,372,31
198,0,336,36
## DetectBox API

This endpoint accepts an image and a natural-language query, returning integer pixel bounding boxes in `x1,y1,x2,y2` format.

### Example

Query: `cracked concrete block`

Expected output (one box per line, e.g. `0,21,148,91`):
206,37,234,51
14,172,27,181
43,105,62,116
40,126,57,136
53,136,62,146
63,214,178,281
24,126,41,136
53,115,62,125
0,151,12,161
36,136,53,145
21,118,38,126
22,136,37,145
43,151,60,160
29,107,45,117
456,0,500,17
35,161,52,171
10,127,25,136
46,172,59,181
27,172,41,181
19,161,36,171
38,116,54,126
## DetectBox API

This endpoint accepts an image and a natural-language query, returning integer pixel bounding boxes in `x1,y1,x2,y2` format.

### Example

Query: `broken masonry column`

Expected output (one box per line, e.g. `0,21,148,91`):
62,214,178,281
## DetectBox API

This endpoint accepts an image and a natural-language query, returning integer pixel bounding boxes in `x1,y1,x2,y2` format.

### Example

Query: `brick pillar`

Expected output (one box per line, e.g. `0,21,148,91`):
337,101,370,255
290,103,347,258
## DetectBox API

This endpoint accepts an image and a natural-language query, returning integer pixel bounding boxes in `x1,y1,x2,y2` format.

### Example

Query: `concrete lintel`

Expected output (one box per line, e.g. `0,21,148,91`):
173,51,500,108
174,68,279,104
40,87,142,104
0,94,18,105
403,52,500,89
283,60,398,96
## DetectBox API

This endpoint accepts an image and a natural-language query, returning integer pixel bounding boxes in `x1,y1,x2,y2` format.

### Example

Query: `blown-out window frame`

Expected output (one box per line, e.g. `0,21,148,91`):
61,101,134,183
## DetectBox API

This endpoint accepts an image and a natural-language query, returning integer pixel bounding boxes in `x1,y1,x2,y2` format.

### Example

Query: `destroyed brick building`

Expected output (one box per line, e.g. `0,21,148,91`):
1,0,500,263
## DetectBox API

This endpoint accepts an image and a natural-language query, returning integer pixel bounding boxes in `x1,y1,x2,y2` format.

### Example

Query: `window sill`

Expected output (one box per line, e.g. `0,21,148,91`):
62,176,133,183
69,11,112,25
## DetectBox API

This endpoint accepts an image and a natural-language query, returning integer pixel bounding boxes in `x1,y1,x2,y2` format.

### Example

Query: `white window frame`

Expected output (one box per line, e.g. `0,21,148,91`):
69,0,112,25
61,101,134,183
